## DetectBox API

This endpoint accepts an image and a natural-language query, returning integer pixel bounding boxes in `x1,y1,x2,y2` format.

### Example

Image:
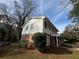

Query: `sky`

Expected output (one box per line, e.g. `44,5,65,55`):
34,0,72,34
0,0,73,33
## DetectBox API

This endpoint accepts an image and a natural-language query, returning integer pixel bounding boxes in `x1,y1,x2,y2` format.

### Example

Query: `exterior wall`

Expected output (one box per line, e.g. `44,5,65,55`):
45,33,57,47
43,18,58,36
21,34,35,48
21,34,27,40
44,32,60,47
22,18,43,35
22,18,44,48
21,17,60,47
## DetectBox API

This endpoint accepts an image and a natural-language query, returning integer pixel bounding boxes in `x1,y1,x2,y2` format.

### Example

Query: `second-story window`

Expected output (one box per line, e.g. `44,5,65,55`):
31,24,34,30
49,25,51,31
26,26,28,31
52,28,54,32
44,21,47,28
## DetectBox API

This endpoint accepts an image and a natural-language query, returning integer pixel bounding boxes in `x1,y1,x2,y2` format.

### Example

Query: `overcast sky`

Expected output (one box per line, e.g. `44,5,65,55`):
0,0,72,33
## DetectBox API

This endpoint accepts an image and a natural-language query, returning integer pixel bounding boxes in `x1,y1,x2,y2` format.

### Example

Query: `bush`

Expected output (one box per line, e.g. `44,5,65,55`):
20,40,28,48
0,28,6,41
32,33,46,52
60,31,77,43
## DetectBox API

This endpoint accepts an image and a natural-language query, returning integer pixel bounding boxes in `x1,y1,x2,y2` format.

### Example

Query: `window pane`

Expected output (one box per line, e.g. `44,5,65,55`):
26,26,28,30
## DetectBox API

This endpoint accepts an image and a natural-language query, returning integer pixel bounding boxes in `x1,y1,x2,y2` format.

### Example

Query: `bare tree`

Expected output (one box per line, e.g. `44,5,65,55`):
0,3,15,25
0,3,12,46
0,0,36,45
13,0,36,43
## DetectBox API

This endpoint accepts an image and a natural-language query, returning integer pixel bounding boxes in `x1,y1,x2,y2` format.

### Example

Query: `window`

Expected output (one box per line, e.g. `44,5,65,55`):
44,22,47,28
49,25,51,31
26,26,28,30
52,28,54,32
30,24,34,30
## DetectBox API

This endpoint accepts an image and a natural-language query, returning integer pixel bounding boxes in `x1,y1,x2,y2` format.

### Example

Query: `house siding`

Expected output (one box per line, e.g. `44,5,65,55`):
45,33,58,47
43,18,58,36
22,18,43,35
21,16,60,48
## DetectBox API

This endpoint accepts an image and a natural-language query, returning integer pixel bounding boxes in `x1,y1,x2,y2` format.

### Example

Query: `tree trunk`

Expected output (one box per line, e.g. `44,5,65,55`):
8,25,12,42
17,27,22,45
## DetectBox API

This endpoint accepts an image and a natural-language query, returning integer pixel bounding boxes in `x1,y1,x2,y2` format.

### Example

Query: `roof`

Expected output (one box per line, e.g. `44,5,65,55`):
23,16,59,32
30,16,45,19
22,16,46,27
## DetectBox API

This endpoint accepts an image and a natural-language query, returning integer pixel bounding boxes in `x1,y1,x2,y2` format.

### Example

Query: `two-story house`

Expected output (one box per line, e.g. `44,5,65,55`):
21,16,60,47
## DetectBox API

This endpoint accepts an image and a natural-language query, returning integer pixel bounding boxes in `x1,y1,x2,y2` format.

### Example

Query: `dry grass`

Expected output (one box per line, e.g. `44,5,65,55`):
0,46,79,59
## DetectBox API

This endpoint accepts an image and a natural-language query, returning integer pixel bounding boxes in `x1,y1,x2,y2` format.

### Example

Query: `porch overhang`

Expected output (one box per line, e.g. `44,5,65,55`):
52,34,60,47
52,34,60,37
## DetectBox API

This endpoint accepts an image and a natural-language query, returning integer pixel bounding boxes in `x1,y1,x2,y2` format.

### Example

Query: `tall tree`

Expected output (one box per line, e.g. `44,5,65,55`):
70,0,78,4
0,3,13,43
60,24,77,42
69,0,79,23
68,0,79,40
0,3,14,24
13,0,36,43
0,0,36,44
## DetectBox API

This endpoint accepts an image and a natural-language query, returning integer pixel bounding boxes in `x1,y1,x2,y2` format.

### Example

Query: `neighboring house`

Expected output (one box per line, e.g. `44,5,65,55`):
21,16,60,47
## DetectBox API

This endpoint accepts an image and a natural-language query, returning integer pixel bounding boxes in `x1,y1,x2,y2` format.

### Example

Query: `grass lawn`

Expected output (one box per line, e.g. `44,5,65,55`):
0,46,79,59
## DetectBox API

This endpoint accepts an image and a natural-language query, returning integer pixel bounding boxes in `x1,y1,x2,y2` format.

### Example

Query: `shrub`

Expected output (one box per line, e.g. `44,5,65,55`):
20,40,28,48
0,28,6,41
32,33,46,52
60,30,77,43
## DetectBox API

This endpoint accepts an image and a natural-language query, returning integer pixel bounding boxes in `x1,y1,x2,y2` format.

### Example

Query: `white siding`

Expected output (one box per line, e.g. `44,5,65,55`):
22,18,43,35
43,20,57,36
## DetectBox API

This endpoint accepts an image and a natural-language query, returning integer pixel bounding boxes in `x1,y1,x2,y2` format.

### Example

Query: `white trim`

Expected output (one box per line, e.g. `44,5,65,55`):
56,36,59,47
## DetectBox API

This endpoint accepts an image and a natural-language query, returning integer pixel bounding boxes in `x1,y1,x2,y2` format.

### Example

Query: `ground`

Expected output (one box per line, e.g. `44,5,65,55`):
0,42,79,59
